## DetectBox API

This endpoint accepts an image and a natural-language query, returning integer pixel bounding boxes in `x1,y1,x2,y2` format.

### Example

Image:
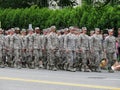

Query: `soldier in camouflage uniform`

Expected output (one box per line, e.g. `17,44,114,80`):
33,27,43,69
21,29,27,68
41,29,48,69
117,28,120,61
75,29,83,71
90,28,103,72
12,27,22,69
47,26,59,71
5,30,11,67
64,27,77,72
79,27,90,72
104,29,117,73
26,28,34,69
57,30,64,69
0,28,5,68
9,28,15,67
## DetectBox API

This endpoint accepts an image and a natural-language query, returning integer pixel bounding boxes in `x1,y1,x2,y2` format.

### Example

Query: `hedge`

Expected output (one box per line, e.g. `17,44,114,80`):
0,5,120,32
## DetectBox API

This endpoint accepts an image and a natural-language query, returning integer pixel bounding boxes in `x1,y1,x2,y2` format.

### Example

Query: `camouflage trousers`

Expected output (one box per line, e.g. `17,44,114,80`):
13,49,22,68
66,50,76,67
33,49,42,67
106,52,117,70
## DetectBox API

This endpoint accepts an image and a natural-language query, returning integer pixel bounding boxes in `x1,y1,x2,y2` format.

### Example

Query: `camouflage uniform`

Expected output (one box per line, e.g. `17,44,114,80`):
0,29,5,68
47,31,59,70
33,33,43,68
79,30,90,71
12,33,22,69
90,31,103,72
104,30,117,72
64,32,77,71
26,31,34,68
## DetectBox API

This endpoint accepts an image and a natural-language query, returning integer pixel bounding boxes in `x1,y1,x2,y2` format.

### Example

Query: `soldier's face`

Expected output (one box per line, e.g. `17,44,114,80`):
10,31,14,35
15,30,20,34
95,30,100,34
35,29,40,34
29,31,33,34
0,31,2,34
118,30,120,34
22,32,26,35
109,31,114,35
83,30,87,34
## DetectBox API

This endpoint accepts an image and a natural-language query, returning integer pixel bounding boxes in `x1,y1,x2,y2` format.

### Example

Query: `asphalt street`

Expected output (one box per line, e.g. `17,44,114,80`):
0,68,120,90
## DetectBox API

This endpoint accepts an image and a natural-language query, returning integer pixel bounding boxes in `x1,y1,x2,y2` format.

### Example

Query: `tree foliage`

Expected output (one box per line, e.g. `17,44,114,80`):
0,5,119,32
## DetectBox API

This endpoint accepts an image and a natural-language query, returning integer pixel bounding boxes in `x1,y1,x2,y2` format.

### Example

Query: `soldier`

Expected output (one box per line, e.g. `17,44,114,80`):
64,27,77,72
26,28,34,69
0,28,5,68
117,28,120,61
5,30,11,67
90,28,103,72
57,30,65,69
79,27,90,72
33,27,43,69
9,28,15,67
21,29,27,68
76,29,83,71
104,29,117,73
12,27,22,69
41,29,48,69
47,26,59,71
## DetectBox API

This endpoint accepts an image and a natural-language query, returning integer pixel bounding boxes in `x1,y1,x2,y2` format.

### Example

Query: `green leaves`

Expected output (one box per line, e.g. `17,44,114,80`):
0,5,119,31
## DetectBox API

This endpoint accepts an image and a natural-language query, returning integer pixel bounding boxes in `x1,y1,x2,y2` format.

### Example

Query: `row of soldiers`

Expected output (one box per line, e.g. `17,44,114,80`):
0,26,118,73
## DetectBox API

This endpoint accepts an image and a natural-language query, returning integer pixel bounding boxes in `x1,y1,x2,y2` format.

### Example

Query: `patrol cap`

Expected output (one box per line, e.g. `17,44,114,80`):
108,29,113,32
11,28,15,32
64,28,69,31
47,28,51,32
69,26,74,30
50,26,56,30
21,29,26,33
15,27,20,30
35,27,40,30
95,28,100,31
82,27,87,30
90,30,95,34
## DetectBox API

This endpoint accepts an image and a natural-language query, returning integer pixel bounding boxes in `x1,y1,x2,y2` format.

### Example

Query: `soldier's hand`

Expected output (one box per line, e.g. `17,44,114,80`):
104,49,106,53
80,49,82,52
76,49,79,53
66,49,69,53
90,49,94,53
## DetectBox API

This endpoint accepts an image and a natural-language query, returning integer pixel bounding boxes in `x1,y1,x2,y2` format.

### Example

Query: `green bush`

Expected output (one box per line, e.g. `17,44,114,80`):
0,5,119,31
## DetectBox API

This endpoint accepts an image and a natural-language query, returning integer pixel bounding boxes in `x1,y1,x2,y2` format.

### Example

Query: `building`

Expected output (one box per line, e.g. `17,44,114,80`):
48,0,82,9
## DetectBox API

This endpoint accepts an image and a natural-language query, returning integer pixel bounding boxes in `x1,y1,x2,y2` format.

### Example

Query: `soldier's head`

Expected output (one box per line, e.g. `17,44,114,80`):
69,26,75,34
21,29,26,35
10,28,15,35
95,28,100,35
50,26,56,32
118,28,120,35
108,29,114,36
82,27,87,34
0,28,3,34
90,30,95,36
15,27,20,34
64,28,69,34
6,30,11,35
43,29,47,35
35,27,40,34
28,28,33,34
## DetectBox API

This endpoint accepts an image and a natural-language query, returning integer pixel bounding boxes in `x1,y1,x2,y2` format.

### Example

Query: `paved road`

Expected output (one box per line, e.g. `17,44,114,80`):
0,68,120,90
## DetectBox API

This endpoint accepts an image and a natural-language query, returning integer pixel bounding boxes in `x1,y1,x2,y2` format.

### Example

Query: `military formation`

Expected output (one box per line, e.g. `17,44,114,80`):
0,26,119,73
